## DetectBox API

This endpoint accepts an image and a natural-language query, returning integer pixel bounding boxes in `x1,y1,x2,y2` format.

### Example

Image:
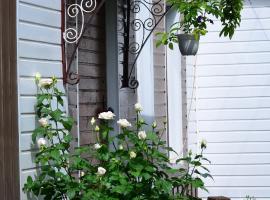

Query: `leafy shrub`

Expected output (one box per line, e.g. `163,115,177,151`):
23,76,212,200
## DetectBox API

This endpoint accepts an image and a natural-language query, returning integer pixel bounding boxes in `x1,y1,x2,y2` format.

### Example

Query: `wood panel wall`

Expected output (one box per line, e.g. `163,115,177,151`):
153,0,167,137
0,0,20,199
67,1,106,147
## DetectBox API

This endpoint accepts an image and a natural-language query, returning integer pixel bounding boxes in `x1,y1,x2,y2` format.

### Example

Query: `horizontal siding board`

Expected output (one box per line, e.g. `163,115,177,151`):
196,52,270,66
198,41,270,54
18,41,61,61
20,96,66,114
205,153,270,165
204,176,270,187
204,142,270,154
207,164,270,176
200,30,270,44
196,97,270,110
199,187,270,198
187,75,270,88
18,22,61,44
187,63,270,77
188,86,270,99
207,18,270,32
20,115,36,133
19,60,62,78
19,0,61,11
20,152,37,170
198,120,270,132
19,3,61,27
19,78,65,95
199,131,270,143
190,108,270,121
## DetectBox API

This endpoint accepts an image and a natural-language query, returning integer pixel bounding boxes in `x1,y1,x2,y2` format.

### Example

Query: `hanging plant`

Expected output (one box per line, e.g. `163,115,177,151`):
156,0,243,55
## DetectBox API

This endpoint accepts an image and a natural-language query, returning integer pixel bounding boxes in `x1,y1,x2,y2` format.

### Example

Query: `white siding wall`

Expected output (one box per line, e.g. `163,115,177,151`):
187,0,270,199
17,1,63,199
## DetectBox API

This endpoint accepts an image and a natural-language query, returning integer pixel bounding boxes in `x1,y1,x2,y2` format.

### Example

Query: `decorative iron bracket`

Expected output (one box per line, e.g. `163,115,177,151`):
120,0,172,89
61,0,171,87
61,0,105,85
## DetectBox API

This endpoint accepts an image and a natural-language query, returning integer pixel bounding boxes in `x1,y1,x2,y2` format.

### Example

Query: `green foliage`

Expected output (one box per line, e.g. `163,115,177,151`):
156,0,243,49
23,76,212,199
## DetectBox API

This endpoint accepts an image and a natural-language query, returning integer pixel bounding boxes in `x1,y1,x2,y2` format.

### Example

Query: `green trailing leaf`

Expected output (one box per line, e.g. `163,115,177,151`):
156,0,243,49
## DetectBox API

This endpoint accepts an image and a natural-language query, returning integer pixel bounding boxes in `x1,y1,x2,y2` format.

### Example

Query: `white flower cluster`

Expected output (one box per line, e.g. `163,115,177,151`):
97,167,106,176
98,111,115,120
38,118,48,127
134,103,143,112
138,131,147,140
117,119,132,128
37,138,47,148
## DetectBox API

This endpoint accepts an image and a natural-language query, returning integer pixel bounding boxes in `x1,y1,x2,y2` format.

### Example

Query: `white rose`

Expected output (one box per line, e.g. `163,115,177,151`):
134,103,143,112
37,138,47,148
90,117,95,125
138,130,147,140
118,144,124,150
98,111,115,120
94,143,102,150
95,125,100,132
80,171,85,177
38,118,48,127
152,121,157,129
39,79,53,87
129,151,136,159
200,139,207,149
117,119,132,128
97,167,106,176
35,72,41,82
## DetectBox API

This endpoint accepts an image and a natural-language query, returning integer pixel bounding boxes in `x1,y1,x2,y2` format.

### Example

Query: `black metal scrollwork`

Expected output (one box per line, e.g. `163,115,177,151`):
120,0,170,89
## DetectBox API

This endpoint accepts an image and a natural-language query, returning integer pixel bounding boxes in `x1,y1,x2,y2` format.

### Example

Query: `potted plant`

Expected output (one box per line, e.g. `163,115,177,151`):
157,0,243,55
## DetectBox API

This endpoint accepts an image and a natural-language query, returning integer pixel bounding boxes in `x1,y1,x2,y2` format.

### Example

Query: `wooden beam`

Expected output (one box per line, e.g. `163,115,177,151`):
0,0,20,199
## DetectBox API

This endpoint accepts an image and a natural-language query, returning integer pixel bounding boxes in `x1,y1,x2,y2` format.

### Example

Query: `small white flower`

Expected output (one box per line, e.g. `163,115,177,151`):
98,111,115,120
90,117,95,125
97,167,106,176
95,125,100,132
117,119,132,128
152,121,157,129
80,171,85,177
118,144,124,150
39,78,53,88
200,139,207,149
37,138,47,148
134,103,143,112
94,143,102,150
129,151,137,159
138,130,147,140
38,118,48,127
35,72,41,82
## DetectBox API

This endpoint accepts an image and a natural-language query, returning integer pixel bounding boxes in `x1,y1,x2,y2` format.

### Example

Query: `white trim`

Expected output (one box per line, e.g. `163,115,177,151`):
166,10,183,161
136,1,155,123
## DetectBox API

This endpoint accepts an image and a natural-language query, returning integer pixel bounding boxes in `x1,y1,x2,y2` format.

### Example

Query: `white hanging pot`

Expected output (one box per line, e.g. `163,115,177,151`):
177,33,200,56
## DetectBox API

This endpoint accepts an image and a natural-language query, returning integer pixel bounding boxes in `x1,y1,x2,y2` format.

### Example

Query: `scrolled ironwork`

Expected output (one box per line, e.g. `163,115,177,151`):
119,0,171,89
63,0,97,44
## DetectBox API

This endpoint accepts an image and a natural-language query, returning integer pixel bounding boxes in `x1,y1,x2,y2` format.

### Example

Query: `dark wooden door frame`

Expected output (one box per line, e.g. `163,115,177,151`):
0,0,20,199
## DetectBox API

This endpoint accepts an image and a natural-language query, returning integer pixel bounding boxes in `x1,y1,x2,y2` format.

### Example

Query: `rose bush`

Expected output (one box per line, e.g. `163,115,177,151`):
23,76,212,200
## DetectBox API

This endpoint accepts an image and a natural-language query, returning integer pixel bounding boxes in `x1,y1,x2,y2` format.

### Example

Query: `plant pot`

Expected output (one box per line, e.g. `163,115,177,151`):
177,33,200,56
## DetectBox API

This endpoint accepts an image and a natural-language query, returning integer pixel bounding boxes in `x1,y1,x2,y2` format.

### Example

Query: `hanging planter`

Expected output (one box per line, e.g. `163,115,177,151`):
177,33,200,56
156,0,243,56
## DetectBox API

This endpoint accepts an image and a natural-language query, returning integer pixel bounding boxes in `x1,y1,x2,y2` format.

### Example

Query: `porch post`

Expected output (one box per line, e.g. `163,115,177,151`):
105,0,120,134
0,0,20,199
